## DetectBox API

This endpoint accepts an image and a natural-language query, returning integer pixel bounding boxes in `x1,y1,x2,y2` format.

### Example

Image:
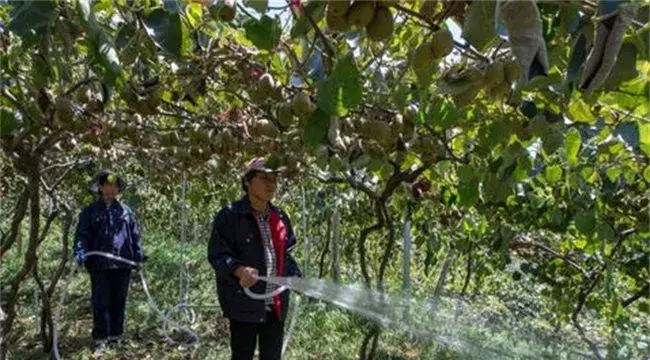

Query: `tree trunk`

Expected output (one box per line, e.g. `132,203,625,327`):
34,264,54,353
0,189,29,260
461,241,473,297
318,218,331,279
431,247,456,310
358,325,380,360
377,205,395,288
402,209,412,296
331,209,340,283
0,161,41,360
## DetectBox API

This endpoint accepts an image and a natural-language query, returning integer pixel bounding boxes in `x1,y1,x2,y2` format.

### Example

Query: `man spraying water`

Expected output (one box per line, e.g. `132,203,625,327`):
208,156,302,360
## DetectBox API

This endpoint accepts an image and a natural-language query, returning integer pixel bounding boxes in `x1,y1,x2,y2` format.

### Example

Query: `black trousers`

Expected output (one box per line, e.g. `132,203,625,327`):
229,311,284,360
89,269,131,341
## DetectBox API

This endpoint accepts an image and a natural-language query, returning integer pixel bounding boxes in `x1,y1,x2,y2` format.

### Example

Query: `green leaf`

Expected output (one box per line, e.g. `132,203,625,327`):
31,54,53,88
458,177,479,207
579,166,599,184
8,1,58,37
79,0,123,85
597,221,616,244
574,238,587,250
574,210,596,236
142,8,190,58
564,127,582,166
0,109,20,136
244,15,281,51
514,156,532,181
317,77,345,116
245,0,268,13
462,1,496,52
317,55,362,116
606,167,622,182
334,56,362,110
429,100,460,130
541,125,564,155
643,166,650,183
639,123,650,155
568,98,596,124
545,165,563,183
304,109,330,149
186,4,204,28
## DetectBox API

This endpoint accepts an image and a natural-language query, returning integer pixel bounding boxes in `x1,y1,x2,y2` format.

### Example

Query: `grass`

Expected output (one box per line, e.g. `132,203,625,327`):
3,218,648,360
4,223,433,360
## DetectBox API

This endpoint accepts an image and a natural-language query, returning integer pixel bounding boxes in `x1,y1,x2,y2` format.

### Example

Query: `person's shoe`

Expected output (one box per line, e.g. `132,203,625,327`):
92,340,109,356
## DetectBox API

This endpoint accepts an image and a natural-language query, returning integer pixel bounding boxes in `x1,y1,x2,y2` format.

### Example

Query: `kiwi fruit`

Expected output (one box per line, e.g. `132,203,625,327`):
219,0,237,22
420,1,437,19
291,91,314,116
328,0,351,16
484,62,505,87
431,28,454,59
412,42,435,71
389,113,404,137
504,60,521,84
486,81,511,101
452,87,480,108
366,6,393,41
85,98,103,114
277,104,294,127
250,88,269,104
327,8,351,32
348,1,376,28
54,97,74,125
258,73,275,94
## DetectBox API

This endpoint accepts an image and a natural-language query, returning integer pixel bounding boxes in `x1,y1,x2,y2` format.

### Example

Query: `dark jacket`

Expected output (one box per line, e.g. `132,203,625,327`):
208,196,301,324
74,200,144,271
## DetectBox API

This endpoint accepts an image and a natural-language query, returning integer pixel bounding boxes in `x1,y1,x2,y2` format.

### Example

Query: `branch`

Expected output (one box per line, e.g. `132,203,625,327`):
281,41,311,85
42,159,86,173
361,34,392,72
37,212,59,246
572,304,605,360
622,282,649,308
1,88,34,123
35,132,65,156
286,0,335,59
43,158,86,194
63,76,96,97
392,3,488,63
312,173,378,201
511,235,589,277
392,4,436,28
379,165,428,203
160,99,197,116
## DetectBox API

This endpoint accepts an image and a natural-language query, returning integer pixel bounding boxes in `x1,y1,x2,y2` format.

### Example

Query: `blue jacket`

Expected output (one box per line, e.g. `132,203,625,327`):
74,200,144,271
208,196,301,323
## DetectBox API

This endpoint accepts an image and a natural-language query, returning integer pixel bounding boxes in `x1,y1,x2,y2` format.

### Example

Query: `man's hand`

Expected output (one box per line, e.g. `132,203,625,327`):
234,266,259,288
